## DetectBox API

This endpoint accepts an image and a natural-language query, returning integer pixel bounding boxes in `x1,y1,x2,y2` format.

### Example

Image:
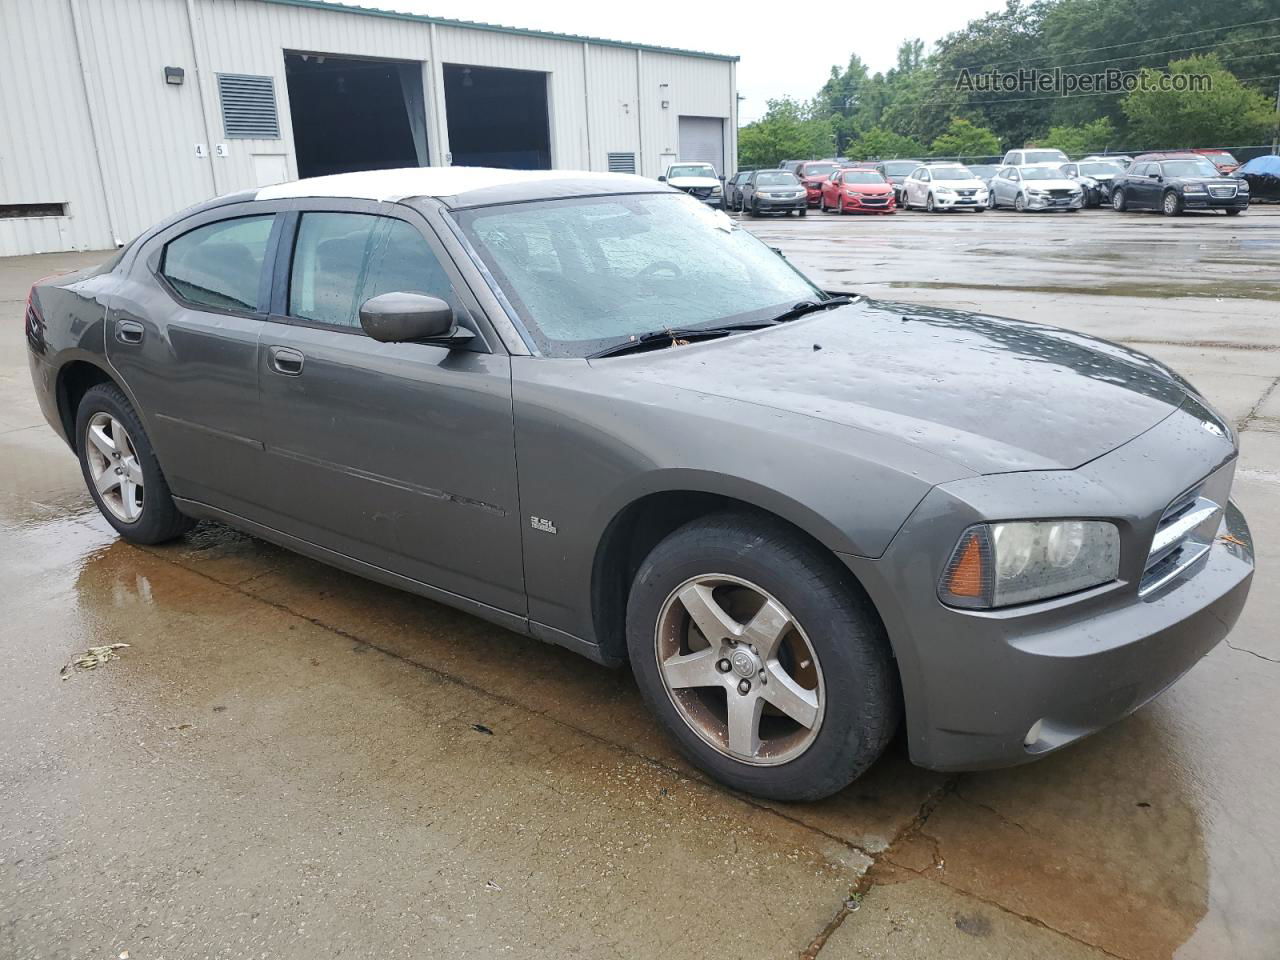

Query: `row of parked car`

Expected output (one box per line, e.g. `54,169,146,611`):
661,146,1254,218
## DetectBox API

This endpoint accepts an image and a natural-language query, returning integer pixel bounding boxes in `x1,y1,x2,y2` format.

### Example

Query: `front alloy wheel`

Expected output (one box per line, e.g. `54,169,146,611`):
1112,188,1127,212
626,512,899,801
1163,190,1183,216
1014,193,1027,212
655,574,823,765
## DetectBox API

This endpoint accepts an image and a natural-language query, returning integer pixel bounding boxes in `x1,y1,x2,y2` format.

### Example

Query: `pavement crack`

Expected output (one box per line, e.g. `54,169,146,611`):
952,788,1034,835
879,856,1135,960
1225,639,1280,664
798,776,959,958
1240,375,1280,431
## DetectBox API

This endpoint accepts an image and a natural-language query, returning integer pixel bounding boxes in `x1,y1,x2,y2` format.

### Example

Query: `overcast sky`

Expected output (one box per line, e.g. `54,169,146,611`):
351,1,1005,123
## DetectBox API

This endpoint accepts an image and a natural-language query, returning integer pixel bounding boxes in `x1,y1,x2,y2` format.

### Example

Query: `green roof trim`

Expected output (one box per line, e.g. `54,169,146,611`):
258,0,741,61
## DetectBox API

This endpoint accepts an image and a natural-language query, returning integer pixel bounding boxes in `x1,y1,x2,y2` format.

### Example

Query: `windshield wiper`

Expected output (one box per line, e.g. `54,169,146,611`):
587,322,775,359
768,295,853,323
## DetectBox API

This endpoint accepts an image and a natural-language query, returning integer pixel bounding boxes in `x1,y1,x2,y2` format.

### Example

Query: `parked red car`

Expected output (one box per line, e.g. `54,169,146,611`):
793,161,840,206
1192,148,1240,174
820,168,897,214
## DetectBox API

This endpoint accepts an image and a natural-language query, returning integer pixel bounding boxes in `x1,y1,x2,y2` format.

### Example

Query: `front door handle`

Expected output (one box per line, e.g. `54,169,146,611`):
115,319,144,344
268,345,304,376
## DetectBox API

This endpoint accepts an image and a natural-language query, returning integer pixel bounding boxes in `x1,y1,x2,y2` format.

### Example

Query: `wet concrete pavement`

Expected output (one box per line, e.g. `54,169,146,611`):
2,206,1278,959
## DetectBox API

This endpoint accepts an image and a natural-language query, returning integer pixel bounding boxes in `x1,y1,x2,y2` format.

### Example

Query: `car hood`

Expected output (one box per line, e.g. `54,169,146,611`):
934,179,987,190
600,299,1189,475
1023,178,1079,190
667,176,720,189
1174,176,1243,187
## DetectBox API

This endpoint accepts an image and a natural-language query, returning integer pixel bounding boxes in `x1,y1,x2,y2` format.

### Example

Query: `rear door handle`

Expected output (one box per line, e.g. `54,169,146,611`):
268,345,304,376
115,319,144,344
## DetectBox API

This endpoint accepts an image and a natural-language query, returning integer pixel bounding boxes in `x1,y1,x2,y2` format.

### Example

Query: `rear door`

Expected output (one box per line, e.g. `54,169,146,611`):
107,206,283,516
255,201,525,614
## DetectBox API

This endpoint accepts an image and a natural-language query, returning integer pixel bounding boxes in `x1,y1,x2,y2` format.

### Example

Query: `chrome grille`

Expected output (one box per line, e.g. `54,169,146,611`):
1208,185,1237,198
1139,466,1233,597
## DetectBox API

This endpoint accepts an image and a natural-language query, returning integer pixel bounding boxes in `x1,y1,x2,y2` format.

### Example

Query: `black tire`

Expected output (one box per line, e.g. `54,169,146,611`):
1162,190,1183,217
798,207,807,217
749,200,759,217
1112,188,1127,212
1014,193,1027,212
75,382,194,545
626,512,899,802
1226,208,1243,216
926,192,936,213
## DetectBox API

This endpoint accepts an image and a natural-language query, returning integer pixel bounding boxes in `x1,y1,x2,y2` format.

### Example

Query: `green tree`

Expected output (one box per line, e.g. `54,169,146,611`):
848,128,925,160
1123,55,1278,147
737,98,834,169
1041,117,1116,155
929,117,1002,157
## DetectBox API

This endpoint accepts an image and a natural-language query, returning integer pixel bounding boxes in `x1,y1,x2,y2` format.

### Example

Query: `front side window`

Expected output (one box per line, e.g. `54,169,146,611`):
288,212,458,329
456,193,823,358
161,215,275,312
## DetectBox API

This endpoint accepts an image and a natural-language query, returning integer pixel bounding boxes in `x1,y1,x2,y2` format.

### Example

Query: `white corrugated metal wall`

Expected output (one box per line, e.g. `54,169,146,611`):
0,0,736,256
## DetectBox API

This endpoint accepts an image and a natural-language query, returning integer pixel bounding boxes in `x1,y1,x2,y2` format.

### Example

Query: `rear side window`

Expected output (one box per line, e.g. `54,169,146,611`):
161,215,274,311
288,212,459,329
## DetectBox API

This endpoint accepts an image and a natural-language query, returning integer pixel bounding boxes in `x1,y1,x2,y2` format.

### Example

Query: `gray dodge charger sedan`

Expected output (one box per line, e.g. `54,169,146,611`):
26,168,1253,801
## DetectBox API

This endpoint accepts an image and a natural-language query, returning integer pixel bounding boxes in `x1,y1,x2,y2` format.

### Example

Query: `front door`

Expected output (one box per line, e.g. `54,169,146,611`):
256,205,525,615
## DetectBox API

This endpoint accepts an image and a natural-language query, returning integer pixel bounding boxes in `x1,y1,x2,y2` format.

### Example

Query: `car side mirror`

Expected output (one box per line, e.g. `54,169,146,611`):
657,175,667,182
358,292,472,346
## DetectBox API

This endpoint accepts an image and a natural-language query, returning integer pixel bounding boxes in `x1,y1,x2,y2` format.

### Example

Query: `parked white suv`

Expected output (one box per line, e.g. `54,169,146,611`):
901,164,989,212
660,162,724,208
1001,148,1069,166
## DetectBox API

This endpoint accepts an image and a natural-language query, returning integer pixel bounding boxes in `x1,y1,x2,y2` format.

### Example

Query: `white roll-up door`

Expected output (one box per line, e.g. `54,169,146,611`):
678,116,725,175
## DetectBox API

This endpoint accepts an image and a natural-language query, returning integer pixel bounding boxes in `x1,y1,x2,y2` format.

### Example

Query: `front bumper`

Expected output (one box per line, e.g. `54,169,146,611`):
1183,191,1249,210
843,401,1253,771
1025,193,1084,210
931,192,988,209
804,185,823,206
841,194,896,213
753,196,807,212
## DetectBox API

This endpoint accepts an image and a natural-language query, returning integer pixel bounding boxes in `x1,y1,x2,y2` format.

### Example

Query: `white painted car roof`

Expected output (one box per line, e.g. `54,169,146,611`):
255,166,654,202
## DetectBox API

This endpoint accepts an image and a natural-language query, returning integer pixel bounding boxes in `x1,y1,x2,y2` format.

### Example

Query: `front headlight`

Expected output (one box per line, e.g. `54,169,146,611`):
938,520,1120,609
936,187,955,194
1239,181,1250,191
1184,184,1206,193
711,185,722,194
1027,188,1046,195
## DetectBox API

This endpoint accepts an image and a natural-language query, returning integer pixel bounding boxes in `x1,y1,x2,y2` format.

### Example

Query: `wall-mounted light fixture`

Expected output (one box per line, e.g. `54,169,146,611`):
164,66,185,85
659,82,670,109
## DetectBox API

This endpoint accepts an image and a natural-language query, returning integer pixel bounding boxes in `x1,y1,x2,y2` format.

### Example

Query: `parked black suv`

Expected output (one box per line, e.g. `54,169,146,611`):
1111,153,1249,216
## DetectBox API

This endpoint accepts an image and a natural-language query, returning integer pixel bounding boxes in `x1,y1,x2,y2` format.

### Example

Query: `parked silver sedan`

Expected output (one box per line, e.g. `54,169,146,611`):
990,164,1084,212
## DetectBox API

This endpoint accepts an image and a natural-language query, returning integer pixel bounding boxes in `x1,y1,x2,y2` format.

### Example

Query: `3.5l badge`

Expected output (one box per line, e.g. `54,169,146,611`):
530,516,558,534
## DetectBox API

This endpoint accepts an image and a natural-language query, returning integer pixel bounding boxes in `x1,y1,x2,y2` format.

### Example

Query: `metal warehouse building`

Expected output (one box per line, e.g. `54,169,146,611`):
0,0,738,256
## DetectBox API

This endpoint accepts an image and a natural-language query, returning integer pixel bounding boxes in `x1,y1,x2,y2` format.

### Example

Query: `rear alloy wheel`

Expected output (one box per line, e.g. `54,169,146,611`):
1162,190,1183,217
76,383,194,544
626,512,899,801
1112,188,1127,212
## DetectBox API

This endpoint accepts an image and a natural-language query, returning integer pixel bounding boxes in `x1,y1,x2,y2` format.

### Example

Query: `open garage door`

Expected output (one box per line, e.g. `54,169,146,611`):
285,53,427,179
678,116,726,175
444,65,551,169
